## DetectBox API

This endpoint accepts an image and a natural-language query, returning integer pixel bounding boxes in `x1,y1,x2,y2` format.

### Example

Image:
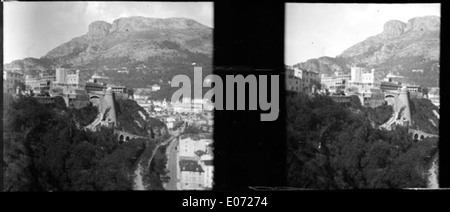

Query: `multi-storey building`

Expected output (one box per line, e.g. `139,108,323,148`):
348,67,379,91
53,68,82,91
107,85,127,94
173,98,207,113
321,72,351,93
179,134,212,158
25,73,56,93
286,67,320,93
286,68,302,92
180,160,205,190
3,70,24,94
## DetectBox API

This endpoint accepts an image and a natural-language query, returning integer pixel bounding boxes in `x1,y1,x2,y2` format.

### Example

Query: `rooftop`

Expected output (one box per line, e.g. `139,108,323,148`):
180,160,204,173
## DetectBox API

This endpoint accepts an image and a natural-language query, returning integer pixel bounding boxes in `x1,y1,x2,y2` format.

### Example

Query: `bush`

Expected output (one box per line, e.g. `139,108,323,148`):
287,93,436,189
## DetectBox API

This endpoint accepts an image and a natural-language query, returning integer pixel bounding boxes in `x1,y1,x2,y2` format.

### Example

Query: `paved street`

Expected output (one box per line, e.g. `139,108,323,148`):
163,124,185,190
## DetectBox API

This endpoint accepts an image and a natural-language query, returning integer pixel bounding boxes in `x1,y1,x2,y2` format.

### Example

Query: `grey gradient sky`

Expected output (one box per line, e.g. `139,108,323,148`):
285,3,440,66
3,2,213,64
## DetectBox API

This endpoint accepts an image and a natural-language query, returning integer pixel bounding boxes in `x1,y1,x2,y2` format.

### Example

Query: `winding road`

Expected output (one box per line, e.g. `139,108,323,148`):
133,123,185,190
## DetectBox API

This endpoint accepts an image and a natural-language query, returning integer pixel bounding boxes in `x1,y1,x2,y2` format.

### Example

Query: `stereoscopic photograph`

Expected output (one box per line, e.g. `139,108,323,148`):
285,3,440,189
2,1,444,195
3,2,213,191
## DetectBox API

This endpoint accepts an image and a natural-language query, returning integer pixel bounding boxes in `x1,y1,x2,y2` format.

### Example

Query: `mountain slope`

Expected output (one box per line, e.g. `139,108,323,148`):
4,16,213,71
294,16,440,87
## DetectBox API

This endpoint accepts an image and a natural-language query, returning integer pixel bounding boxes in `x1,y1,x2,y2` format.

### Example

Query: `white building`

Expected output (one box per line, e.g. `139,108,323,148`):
54,68,82,91
179,134,211,158
180,160,205,190
173,98,206,113
321,73,350,93
151,84,161,91
348,67,379,92
350,67,364,83
202,159,213,189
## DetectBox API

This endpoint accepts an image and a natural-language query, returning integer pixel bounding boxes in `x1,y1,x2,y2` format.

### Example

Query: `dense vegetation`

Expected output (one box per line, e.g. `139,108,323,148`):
287,92,438,189
365,104,394,126
143,145,170,190
3,95,146,191
409,97,439,135
115,99,166,137
68,104,99,127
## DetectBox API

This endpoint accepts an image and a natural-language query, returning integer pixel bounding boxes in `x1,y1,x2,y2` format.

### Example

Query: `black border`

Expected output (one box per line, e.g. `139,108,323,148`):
1,0,448,209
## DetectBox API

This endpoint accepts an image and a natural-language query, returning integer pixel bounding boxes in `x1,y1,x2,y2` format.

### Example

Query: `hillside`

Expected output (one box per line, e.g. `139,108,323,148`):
287,92,438,189
4,16,213,72
293,16,440,87
3,96,146,191
115,99,167,138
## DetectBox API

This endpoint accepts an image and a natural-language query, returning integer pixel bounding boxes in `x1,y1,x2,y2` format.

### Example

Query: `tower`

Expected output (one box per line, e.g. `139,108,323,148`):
350,67,363,83
56,68,67,84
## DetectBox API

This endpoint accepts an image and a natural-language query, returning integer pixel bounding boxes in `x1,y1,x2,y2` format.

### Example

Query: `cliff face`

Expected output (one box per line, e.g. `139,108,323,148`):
340,16,440,62
294,16,440,87
5,16,213,71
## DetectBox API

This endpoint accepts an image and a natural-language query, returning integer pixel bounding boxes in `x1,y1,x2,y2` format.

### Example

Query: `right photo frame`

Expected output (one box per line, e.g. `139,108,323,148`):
285,3,440,189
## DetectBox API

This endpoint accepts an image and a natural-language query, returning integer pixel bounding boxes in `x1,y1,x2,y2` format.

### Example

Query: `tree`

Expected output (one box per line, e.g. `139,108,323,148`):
3,96,146,191
287,92,437,189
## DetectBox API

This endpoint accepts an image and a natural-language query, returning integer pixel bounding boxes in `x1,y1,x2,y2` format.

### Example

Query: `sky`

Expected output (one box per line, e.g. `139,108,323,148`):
285,3,441,66
3,2,213,64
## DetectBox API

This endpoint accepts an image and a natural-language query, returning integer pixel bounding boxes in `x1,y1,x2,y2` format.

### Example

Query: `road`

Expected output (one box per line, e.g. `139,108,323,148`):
163,123,186,190
133,123,185,190
163,135,180,190
428,157,439,189
133,163,145,190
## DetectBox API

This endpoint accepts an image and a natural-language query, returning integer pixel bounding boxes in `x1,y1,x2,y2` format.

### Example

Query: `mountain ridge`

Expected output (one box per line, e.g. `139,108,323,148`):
293,16,440,87
4,16,213,71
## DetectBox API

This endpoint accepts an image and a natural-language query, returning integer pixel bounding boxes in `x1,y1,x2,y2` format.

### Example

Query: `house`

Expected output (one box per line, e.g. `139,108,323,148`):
4,70,24,94
151,84,161,91
286,67,320,93
179,160,205,190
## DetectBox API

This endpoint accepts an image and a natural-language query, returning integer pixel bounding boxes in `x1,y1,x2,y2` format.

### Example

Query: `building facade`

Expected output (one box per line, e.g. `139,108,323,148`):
348,67,379,91
286,67,320,93
25,73,56,93
179,134,211,158
3,70,24,94
179,160,205,190
321,73,351,93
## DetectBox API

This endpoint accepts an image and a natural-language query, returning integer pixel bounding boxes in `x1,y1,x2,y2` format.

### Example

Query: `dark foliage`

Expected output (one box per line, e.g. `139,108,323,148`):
115,99,166,137
365,104,394,126
69,104,99,126
3,96,146,191
409,97,439,134
287,93,437,189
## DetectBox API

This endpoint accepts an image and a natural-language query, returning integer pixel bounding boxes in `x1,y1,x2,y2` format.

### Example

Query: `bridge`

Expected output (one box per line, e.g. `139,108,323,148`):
409,129,438,141
114,130,146,142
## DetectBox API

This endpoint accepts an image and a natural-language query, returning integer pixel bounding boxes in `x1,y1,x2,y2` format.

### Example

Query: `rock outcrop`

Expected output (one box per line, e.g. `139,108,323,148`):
293,16,440,87
87,21,112,40
383,20,406,38
4,16,213,71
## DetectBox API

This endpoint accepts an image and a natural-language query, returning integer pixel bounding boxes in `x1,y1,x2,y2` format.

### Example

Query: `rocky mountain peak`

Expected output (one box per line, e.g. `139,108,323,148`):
383,20,406,38
109,16,208,32
87,21,112,40
405,16,440,32
295,16,440,87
